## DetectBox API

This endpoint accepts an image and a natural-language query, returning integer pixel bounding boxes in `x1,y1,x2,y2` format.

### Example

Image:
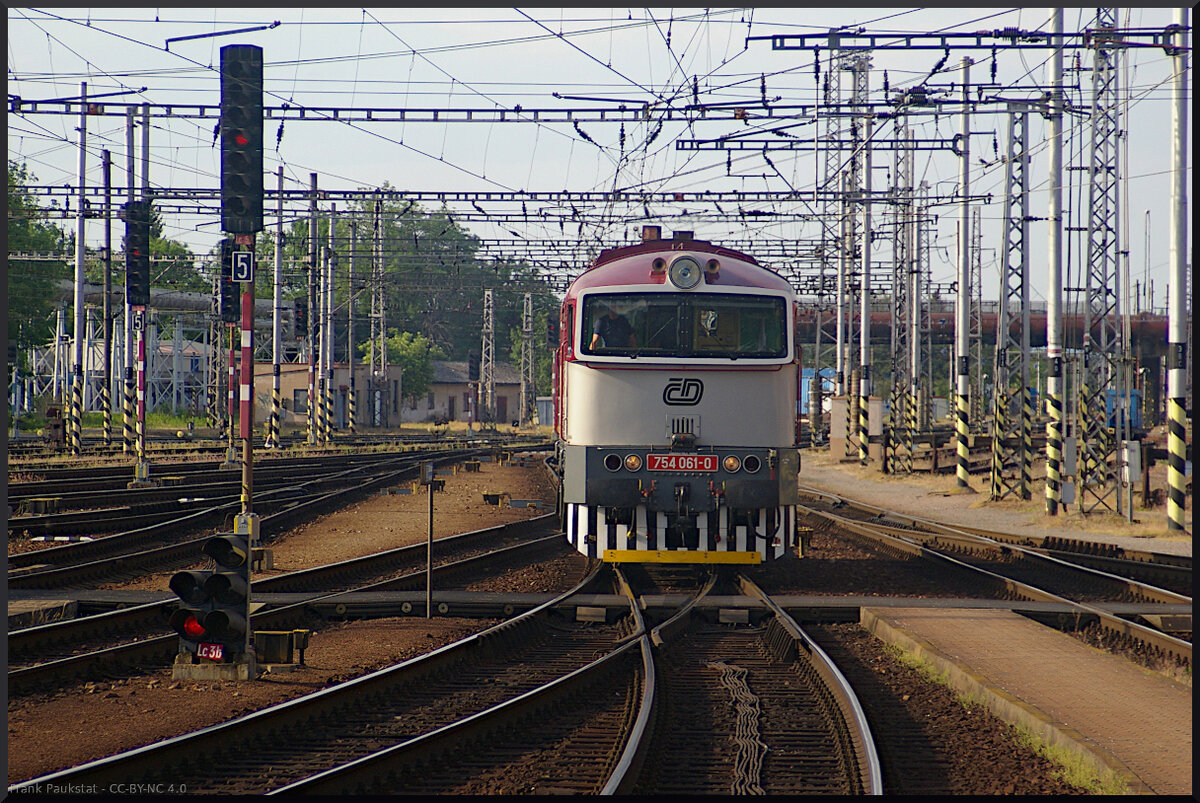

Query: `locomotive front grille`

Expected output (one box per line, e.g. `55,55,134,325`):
666,414,700,438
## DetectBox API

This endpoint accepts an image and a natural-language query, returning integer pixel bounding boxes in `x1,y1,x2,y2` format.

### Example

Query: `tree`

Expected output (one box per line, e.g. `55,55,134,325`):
7,161,69,370
369,331,445,405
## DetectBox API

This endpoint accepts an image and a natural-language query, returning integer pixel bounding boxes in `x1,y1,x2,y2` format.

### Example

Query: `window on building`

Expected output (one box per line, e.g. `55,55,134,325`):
428,392,435,409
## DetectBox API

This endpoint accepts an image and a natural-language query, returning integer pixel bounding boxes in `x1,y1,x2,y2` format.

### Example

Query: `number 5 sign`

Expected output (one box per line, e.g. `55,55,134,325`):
232,250,254,283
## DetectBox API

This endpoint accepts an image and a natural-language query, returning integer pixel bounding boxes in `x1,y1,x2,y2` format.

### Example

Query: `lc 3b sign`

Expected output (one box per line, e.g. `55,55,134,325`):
663,378,703,406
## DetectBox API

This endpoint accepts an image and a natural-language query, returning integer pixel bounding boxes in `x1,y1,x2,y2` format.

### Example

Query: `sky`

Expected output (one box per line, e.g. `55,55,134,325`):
7,7,1192,309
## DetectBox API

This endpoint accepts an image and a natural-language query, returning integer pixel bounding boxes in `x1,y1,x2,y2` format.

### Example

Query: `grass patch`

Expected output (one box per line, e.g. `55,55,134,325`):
1009,723,1130,795
885,643,1133,795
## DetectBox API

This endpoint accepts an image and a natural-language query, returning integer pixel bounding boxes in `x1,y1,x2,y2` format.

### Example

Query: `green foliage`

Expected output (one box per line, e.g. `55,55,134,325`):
282,182,559,385
7,161,70,369
367,331,446,402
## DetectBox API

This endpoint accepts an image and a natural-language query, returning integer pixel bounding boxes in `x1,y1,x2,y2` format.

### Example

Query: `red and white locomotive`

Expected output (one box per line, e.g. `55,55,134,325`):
553,227,800,564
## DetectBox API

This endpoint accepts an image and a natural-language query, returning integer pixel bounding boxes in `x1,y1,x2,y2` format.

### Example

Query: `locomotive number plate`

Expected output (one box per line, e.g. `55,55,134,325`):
647,454,717,471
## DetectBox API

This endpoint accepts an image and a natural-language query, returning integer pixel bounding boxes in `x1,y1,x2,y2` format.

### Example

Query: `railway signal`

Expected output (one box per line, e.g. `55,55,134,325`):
123,199,151,307
168,533,251,667
216,238,238,323
467,350,480,382
220,44,263,235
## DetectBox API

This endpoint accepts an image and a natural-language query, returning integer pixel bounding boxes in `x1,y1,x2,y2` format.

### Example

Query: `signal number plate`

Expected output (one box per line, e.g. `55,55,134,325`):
647,454,717,472
197,642,224,661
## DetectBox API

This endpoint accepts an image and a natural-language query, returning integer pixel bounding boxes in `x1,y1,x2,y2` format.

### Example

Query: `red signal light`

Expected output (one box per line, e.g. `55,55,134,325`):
235,133,248,146
181,614,207,639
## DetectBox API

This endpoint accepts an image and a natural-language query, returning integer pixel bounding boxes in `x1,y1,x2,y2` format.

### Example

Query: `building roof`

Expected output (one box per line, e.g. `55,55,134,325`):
434,360,522,385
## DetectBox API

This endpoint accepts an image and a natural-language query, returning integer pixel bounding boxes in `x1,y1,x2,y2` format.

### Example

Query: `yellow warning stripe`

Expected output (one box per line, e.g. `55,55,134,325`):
602,549,761,565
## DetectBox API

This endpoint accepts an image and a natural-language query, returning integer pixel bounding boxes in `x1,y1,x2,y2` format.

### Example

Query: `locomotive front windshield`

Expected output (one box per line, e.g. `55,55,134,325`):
581,292,787,359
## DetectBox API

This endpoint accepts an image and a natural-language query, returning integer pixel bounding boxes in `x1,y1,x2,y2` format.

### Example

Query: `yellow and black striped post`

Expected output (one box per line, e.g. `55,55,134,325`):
990,388,1007,498
318,379,329,444
69,375,82,456
859,372,870,466
266,382,281,449
101,385,111,446
347,385,356,436
955,363,972,490
122,372,135,454
1020,385,1033,500
327,383,334,442
904,385,917,473
847,369,859,459
1167,394,1187,531
1045,365,1064,515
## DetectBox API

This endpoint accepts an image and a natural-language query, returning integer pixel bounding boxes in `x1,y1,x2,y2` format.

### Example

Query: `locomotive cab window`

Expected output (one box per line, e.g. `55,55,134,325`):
580,292,787,359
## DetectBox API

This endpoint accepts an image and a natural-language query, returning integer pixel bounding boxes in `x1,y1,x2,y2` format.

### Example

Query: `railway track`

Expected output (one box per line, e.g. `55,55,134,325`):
10,561,883,795
798,485,1191,594
6,431,541,463
8,449,489,587
9,446,555,541
794,487,1191,670
8,464,1183,794
8,515,566,696
625,569,881,795
8,562,619,794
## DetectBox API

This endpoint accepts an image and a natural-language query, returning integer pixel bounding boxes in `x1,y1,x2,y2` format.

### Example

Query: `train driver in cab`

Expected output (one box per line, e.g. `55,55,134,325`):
590,303,637,350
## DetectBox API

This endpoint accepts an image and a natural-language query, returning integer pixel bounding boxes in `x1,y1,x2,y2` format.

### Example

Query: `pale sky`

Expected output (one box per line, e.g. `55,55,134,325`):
7,7,1191,307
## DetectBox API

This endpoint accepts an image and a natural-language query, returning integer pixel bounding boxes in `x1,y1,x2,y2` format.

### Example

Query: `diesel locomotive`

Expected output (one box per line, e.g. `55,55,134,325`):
553,227,801,563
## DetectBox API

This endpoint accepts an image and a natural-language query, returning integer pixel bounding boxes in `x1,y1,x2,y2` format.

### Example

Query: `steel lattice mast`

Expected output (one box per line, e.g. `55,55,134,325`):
1079,7,1122,513
480,288,496,424
520,293,534,427
887,118,913,473
990,107,1033,501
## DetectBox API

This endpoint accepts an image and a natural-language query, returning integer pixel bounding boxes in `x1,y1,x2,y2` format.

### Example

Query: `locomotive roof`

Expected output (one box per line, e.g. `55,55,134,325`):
566,236,792,297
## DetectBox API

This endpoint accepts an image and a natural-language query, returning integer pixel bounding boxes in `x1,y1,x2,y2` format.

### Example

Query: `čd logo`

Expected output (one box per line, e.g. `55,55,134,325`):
663,378,703,406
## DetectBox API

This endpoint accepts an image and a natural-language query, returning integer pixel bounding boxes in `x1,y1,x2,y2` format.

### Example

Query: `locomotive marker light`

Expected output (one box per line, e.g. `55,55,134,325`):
667,255,703,289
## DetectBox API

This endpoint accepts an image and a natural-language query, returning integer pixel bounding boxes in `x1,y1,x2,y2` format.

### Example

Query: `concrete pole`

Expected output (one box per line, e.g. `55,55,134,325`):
1045,8,1065,515
102,149,113,445
954,58,974,491
71,83,87,455
347,218,357,435
373,198,384,427
307,173,318,444
858,101,873,466
1166,9,1189,531
324,203,336,441
123,106,136,453
269,166,283,448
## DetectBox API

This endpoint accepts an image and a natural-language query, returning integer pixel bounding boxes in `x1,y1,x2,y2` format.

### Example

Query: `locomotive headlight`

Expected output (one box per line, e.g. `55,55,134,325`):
722,455,741,472
667,256,702,290
624,454,643,471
